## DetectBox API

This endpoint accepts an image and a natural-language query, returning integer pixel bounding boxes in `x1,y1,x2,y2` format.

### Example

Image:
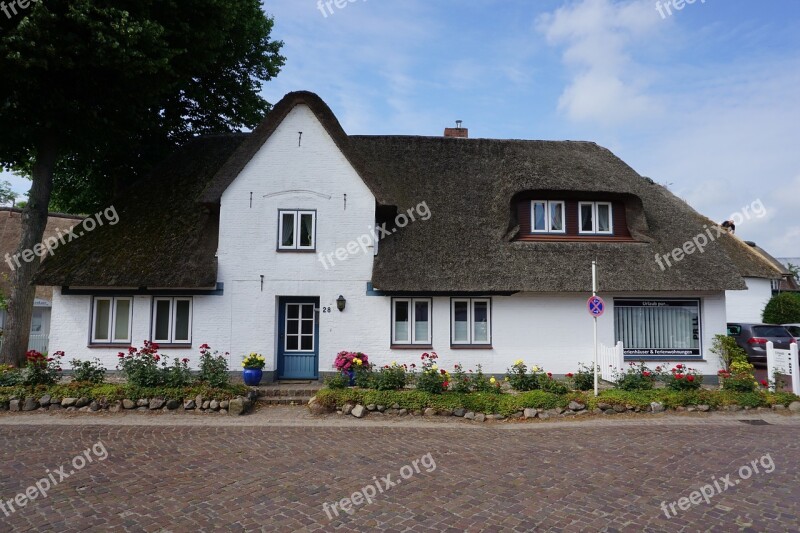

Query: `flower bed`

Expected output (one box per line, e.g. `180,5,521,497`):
311,387,800,419
0,383,254,415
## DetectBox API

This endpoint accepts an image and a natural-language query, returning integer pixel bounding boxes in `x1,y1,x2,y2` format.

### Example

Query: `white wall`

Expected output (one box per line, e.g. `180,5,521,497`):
725,277,772,323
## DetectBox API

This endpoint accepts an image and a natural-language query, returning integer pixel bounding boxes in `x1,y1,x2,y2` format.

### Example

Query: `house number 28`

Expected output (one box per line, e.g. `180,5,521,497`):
322,307,332,313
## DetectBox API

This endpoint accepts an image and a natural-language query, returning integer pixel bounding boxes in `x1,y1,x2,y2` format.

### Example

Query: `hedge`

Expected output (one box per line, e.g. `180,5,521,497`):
0,382,249,404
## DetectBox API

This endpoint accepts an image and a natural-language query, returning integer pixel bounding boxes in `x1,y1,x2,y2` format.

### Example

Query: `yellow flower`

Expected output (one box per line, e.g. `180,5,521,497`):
241,362,245,367
354,358,363,366
504,377,509,381
391,361,397,366
514,359,524,366
490,377,497,384
431,364,438,370
531,365,540,372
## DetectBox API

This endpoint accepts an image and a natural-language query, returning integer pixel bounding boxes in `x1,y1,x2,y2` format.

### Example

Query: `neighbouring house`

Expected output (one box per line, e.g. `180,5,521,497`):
0,207,84,353
34,91,782,380
723,241,789,323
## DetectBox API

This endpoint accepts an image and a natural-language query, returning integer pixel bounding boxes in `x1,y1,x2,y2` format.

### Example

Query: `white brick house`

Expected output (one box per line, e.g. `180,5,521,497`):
35,91,783,379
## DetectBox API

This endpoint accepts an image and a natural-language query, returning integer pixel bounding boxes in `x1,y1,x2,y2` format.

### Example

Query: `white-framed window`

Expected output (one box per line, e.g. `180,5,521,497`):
278,210,316,250
391,298,432,345
615,299,701,357
152,297,192,344
578,201,613,235
451,298,491,345
91,297,133,344
530,200,566,234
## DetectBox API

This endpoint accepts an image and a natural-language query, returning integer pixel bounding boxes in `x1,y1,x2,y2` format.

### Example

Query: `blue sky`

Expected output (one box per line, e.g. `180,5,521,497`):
4,0,799,255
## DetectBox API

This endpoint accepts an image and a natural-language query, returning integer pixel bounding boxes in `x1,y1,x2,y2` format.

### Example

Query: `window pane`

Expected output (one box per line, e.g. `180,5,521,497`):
287,304,299,319
154,300,171,341
94,300,111,341
550,202,564,232
281,212,295,247
394,300,410,343
753,326,791,338
414,300,429,342
473,301,489,342
287,320,299,335
30,309,43,333
174,300,190,341
597,204,611,233
580,204,594,232
615,302,699,351
532,201,546,231
301,335,313,351
300,213,314,247
113,299,130,341
301,320,313,334
453,301,469,342
287,336,298,350
301,304,313,319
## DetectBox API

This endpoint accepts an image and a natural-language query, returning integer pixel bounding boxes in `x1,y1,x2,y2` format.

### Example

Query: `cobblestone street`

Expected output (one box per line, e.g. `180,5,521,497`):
1,411,799,531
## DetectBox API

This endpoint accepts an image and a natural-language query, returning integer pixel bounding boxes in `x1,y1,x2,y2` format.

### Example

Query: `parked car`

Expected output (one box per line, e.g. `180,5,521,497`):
726,323,796,366
782,323,800,341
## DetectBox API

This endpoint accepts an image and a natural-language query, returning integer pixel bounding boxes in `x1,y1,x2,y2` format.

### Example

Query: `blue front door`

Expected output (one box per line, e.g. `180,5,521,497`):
277,297,319,379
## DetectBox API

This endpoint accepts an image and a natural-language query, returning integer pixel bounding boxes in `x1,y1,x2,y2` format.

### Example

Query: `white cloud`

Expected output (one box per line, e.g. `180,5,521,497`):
537,0,663,123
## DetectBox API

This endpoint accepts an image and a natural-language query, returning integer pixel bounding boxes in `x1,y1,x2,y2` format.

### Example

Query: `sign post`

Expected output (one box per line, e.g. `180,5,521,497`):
767,341,800,393
587,262,605,397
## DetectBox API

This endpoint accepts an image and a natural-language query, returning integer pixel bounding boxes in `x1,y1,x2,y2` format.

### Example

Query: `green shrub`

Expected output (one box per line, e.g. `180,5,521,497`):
539,375,569,395
22,350,63,386
762,292,800,324
710,334,747,370
505,360,543,391
372,364,408,390
450,363,472,394
719,360,757,393
471,364,500,393
414,352,447,394
117,342,193,387
198,344,230,388
661,364,702,391
613,362,656,391
324,373,349,389
0,364,21,386
70,358,106,384
569,363,595,391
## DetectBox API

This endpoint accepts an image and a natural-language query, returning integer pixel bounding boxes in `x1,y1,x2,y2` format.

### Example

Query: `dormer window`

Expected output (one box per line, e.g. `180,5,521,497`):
578,202,613,235
530,200,565,234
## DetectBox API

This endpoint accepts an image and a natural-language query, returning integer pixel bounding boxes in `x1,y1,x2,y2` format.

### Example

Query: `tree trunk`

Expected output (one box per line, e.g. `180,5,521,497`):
0,135,58,367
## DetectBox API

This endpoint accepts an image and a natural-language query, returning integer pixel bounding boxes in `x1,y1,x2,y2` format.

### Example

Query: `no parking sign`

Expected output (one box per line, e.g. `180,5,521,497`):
587,296,605,317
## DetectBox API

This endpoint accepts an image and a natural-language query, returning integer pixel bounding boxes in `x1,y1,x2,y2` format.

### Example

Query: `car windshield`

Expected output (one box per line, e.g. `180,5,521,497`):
753,326,792,338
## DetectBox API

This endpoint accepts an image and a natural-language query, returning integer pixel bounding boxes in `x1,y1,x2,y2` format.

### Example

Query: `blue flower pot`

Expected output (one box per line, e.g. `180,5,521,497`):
344,369,356,386
243,368,263,386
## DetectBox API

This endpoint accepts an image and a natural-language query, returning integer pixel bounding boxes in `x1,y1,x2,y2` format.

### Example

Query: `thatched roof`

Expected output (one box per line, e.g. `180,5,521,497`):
34,91,783,292
35,134,247,288
347,135,780,292
0,208,84,300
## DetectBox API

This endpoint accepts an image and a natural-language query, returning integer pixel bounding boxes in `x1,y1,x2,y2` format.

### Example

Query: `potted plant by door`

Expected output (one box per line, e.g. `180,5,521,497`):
241,353,266,386
334,351,370,386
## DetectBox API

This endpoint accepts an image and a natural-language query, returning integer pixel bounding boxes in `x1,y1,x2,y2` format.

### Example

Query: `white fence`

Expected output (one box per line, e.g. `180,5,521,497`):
766,341,799,393
0,334,49,354
598,341,624,382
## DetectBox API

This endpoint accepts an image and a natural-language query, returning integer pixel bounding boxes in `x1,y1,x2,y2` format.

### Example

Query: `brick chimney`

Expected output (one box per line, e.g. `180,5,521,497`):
444,120,468,139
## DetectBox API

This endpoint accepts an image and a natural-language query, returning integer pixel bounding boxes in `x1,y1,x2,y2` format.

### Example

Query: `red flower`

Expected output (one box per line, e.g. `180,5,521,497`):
761,379,769,387
655,366,662,372
687,375,695,382
547,372,552,377
642,371,651,377
440,369,447,375
154,355,160,362
182,358,190,364
442,381,449,388
676,364,683,369
410,363,416,368
566,373,574,378
675,374,684,379
199,343,210,350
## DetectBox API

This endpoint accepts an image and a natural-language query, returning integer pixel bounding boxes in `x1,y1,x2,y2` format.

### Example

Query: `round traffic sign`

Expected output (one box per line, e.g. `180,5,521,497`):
587,296,605,317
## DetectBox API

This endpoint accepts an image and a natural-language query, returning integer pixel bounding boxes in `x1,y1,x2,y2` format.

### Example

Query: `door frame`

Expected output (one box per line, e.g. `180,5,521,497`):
277,296,320,379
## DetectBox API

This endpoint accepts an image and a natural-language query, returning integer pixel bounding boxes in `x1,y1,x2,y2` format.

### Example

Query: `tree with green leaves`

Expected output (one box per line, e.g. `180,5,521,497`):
0,1,284,366
762,292,800,325
0,180,18,206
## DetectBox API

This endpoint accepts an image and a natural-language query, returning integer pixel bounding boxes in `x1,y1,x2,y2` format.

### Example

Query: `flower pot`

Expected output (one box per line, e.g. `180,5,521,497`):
344,369,356,386
243,368,263,386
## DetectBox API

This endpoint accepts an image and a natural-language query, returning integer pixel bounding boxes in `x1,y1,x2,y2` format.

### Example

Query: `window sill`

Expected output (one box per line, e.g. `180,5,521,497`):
390,344,433,350
152,343,193,349
450,344,493,350
276,249,317,253
87,343,132,349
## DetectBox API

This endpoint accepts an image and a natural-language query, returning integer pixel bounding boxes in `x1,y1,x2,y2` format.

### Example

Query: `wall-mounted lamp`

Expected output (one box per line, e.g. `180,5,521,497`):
336,295,346,312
